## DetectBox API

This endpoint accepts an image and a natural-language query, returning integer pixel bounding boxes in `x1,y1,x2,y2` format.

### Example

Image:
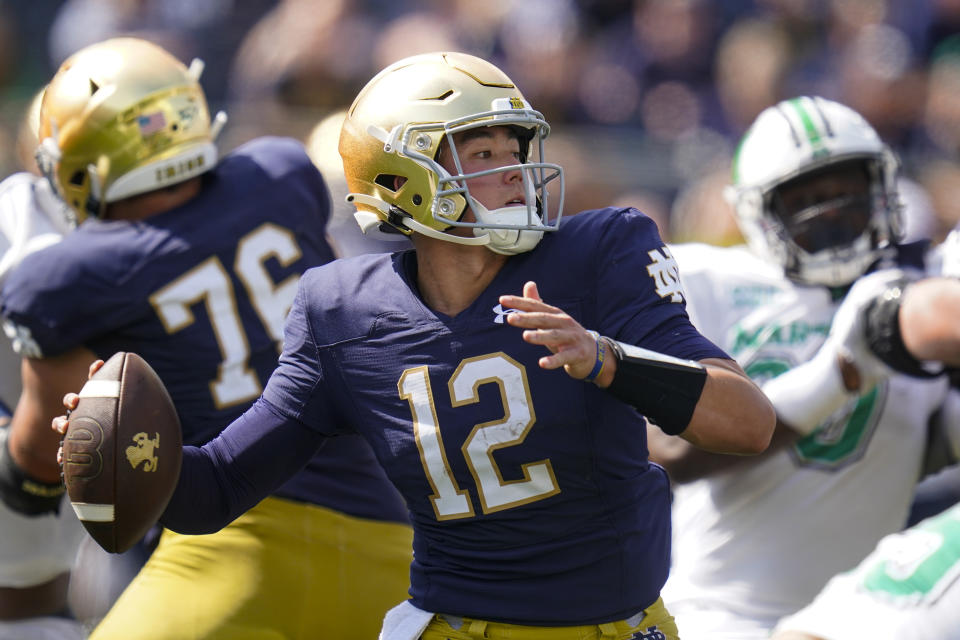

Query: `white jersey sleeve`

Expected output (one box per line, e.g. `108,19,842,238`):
0,173,72,284
0,173,83,589
0,497,84,588
0,173,71,410
773,502,960,640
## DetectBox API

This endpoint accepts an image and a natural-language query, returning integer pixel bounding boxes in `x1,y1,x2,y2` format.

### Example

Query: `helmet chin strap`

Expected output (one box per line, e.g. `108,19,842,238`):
346,193,490,246
345,193,544,253
405,216,491,246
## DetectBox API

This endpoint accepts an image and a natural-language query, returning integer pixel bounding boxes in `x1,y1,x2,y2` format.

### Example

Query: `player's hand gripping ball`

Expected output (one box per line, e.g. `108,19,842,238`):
61,352,182,553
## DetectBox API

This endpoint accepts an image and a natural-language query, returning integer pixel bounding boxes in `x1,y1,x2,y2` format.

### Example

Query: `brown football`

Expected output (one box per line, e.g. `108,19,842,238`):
61,352,182,553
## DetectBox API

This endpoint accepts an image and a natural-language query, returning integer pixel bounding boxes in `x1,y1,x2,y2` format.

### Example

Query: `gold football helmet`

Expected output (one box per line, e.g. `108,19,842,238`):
339,52,564,255
37,37,227,222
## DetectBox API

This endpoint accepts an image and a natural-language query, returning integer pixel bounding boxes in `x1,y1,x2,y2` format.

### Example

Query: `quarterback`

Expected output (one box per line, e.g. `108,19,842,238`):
61,52,775,640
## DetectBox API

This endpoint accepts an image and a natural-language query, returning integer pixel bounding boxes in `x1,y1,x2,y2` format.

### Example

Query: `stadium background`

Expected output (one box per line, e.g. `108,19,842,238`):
0,0,959,627
1,0,958,252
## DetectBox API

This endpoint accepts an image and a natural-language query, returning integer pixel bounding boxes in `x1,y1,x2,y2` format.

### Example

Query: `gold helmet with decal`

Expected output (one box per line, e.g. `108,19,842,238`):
339,51,564,255
37,37,227,222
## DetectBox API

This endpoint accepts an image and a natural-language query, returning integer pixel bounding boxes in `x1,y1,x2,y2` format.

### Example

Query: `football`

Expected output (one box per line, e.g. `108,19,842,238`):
61,352,182,553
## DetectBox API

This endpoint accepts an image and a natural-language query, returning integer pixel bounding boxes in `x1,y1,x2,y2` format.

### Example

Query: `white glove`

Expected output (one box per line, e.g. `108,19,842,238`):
762,341,856,436
762,269,907,437
826,268,907,392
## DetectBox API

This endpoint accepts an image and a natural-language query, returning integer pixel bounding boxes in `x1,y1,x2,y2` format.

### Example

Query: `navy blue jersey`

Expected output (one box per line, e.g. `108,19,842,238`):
1,137,407,522
258,207,728,623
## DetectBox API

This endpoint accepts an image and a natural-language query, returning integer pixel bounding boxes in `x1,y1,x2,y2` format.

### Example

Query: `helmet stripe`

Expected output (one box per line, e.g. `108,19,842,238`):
787,97,826,151
810,97,835,137
774,104,802,147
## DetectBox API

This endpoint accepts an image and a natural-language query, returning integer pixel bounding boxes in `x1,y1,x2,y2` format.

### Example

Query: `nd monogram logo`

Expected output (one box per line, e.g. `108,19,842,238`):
63,417,105,483
647,246,684,303
630,627,666,640
126,433,160,472
508,97,524,110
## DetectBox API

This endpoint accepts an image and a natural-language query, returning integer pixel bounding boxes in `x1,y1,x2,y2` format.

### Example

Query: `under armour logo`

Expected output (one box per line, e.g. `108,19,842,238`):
647,247,684,303
493,304,520,324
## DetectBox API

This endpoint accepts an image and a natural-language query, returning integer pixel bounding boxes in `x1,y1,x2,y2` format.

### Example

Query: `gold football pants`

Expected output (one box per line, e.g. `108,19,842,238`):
421,597,678,640
89,496,413,640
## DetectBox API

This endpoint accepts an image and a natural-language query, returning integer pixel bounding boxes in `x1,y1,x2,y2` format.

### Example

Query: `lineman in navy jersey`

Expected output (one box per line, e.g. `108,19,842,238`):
5,38,411,639
59,52,775,639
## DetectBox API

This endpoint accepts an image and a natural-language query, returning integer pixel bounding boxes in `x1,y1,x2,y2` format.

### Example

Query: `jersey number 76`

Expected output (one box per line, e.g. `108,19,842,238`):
149,223,302,409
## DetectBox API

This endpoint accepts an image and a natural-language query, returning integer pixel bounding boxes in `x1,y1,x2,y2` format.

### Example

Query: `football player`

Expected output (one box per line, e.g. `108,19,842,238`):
771,258,960,640
652,96,960,639
0,90,87,639
59,51,776,640
1,38,412,639
769,501,960,640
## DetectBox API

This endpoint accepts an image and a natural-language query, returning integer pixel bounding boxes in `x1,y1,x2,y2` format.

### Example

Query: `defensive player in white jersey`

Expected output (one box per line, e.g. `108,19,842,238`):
652,96,959,639
771,500,960,640
0,174,85,638
772,252,960,640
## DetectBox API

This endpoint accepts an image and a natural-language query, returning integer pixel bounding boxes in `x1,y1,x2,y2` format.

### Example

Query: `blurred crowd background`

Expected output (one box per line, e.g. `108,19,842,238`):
1,0,959,251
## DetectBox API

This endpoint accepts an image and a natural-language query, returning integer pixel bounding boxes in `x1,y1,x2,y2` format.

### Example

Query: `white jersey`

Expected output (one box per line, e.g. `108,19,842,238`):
0,172,85,591
773,502,960,640
661,243,955,638
0,173,72,409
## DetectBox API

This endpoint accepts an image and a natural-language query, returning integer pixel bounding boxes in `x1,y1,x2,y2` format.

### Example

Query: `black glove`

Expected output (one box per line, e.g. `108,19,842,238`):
0,427,64,516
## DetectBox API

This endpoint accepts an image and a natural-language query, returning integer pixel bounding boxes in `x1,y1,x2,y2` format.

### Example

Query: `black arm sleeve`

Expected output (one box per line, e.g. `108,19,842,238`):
864,283,942,379
160,397,327,534
603,338,707,435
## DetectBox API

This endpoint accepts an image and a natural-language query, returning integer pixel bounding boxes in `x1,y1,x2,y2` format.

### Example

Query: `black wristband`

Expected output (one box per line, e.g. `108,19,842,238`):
864,283,941,379
0,429,64,516
603,338,707,435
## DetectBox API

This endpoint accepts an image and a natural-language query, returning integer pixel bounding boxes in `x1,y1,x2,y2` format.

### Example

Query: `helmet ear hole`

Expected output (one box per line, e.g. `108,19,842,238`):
69,170,85,186
374,174,400,192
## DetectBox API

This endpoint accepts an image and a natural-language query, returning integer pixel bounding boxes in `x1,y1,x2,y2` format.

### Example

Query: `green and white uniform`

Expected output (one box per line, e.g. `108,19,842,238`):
661,242,955,639
773,502,960,639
